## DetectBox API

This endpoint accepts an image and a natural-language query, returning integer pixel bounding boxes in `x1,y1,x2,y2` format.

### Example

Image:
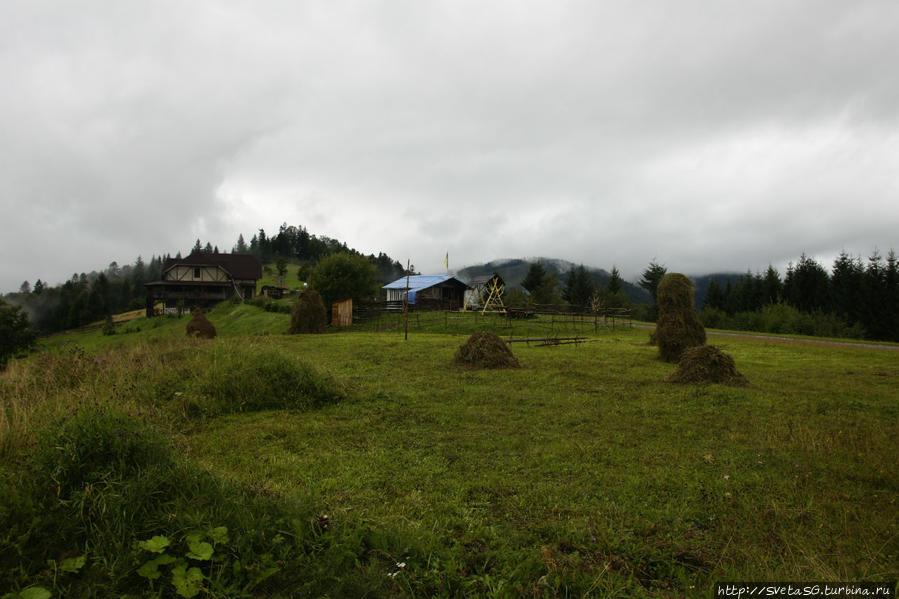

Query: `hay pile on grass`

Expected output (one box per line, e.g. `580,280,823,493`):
186,310,217,339
454,331,520,369
654,273,706,362
666,345,747,385
288,288,327,334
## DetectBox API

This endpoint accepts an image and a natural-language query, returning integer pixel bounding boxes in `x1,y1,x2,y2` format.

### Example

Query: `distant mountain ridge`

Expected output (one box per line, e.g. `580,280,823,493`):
456,258,651,304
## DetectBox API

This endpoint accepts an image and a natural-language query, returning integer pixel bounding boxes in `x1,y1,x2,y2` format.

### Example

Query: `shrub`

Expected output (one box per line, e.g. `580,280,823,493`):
654,273,706,362
308,252,379,309
665,345,747,386
0,298,37,368
289,288,327,334
186,310,217,339
698,306,728,329
454,331,520,369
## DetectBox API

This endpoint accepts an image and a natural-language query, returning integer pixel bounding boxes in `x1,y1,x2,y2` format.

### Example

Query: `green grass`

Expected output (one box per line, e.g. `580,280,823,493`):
257,262,307,293
2,303,897,597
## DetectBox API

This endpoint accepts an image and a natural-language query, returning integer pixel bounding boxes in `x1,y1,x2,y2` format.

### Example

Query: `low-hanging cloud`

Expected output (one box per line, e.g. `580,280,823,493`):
1,0,897,291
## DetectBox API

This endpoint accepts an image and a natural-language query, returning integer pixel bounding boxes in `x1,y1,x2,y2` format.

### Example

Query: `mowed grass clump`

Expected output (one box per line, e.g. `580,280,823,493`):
655,273,706,362
185,310,217,339
180,345,345,417
454,330,520,368
288,287,327,334
666,345,748,386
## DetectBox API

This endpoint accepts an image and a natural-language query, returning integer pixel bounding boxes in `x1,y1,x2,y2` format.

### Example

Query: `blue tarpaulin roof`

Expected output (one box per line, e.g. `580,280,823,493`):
382,274,467,304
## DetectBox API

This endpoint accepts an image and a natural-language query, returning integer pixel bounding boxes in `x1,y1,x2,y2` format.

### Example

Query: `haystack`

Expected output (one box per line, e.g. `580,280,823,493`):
666,345,747,386
454,331,520,369
654,273,706,362
186,310,217,339
288,288,327,334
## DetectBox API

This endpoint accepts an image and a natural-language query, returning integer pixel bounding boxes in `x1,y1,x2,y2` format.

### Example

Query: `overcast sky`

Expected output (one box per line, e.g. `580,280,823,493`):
2,1,898,293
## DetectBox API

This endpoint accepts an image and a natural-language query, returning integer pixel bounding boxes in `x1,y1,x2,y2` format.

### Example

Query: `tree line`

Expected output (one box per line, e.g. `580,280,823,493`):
505,262,632,311
699,250,898,341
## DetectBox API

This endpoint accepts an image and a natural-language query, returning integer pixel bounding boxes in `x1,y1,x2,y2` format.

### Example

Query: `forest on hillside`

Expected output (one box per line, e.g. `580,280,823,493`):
3,224,898,344
3,223,405,335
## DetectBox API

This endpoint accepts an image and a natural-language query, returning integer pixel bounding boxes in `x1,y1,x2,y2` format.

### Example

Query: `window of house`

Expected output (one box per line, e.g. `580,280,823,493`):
194,268,201,279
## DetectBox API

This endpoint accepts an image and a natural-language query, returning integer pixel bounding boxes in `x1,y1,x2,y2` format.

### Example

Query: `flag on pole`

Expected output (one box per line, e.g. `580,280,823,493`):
444,252,449,270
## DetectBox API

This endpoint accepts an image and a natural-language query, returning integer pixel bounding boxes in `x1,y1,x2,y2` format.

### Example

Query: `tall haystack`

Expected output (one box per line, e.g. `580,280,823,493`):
454,331,520,369
289,288,327,334
186,310,217,339
654,273,706,362
666,345,747,386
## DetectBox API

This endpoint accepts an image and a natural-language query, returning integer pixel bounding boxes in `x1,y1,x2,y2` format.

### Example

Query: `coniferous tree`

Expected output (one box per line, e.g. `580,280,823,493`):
784,254,829,312
562,265,595,309
639,262,667,304
639,262,667,320
830,252,864,324
860,250,887,339
883,250,899,340
762,265,782,305
0,298,37,368
530,272,560,306
606,267,623,295
521,262,547,294
704,279,726,310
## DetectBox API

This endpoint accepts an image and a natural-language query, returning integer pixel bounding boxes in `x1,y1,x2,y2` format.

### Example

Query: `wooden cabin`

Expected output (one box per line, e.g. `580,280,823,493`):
382,275,469,311
144,251,262,316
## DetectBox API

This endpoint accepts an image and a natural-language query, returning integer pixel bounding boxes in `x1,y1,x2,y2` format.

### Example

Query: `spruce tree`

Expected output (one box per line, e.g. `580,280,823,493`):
521,262,547,294
0,298,37,368
762,265,782,305
606,267,622,295
562,265,595,309
639,262,667,303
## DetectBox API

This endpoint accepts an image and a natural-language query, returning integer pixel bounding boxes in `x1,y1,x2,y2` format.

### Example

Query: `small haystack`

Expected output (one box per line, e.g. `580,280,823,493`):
654,273,706,362
666,345,747,386
186,310,217,339
288,288,327,334
454,331,520,369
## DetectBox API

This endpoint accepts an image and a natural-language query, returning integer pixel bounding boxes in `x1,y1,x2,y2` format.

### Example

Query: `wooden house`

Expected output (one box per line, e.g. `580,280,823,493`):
382,274,469,311
144,251,263,316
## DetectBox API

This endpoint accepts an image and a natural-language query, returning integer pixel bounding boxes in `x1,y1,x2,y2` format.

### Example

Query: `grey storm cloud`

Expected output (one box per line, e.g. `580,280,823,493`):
1,0,898,292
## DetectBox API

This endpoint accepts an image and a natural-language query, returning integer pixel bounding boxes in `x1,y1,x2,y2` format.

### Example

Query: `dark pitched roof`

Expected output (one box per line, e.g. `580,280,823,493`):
470,274,504,286
162,251,263,280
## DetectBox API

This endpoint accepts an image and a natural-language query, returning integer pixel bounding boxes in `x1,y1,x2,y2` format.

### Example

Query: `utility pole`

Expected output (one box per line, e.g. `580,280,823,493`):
404,259,411,341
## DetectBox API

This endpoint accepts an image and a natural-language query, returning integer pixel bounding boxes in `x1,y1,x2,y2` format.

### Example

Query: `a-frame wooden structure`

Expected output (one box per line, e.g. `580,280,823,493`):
465,274,506,314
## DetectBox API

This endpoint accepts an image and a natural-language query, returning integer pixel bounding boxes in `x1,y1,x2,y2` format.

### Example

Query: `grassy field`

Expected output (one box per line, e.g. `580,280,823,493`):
1,303,896,597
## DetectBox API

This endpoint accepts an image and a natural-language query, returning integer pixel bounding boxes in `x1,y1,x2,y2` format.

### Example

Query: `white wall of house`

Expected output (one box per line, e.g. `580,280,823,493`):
166,265,228,282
